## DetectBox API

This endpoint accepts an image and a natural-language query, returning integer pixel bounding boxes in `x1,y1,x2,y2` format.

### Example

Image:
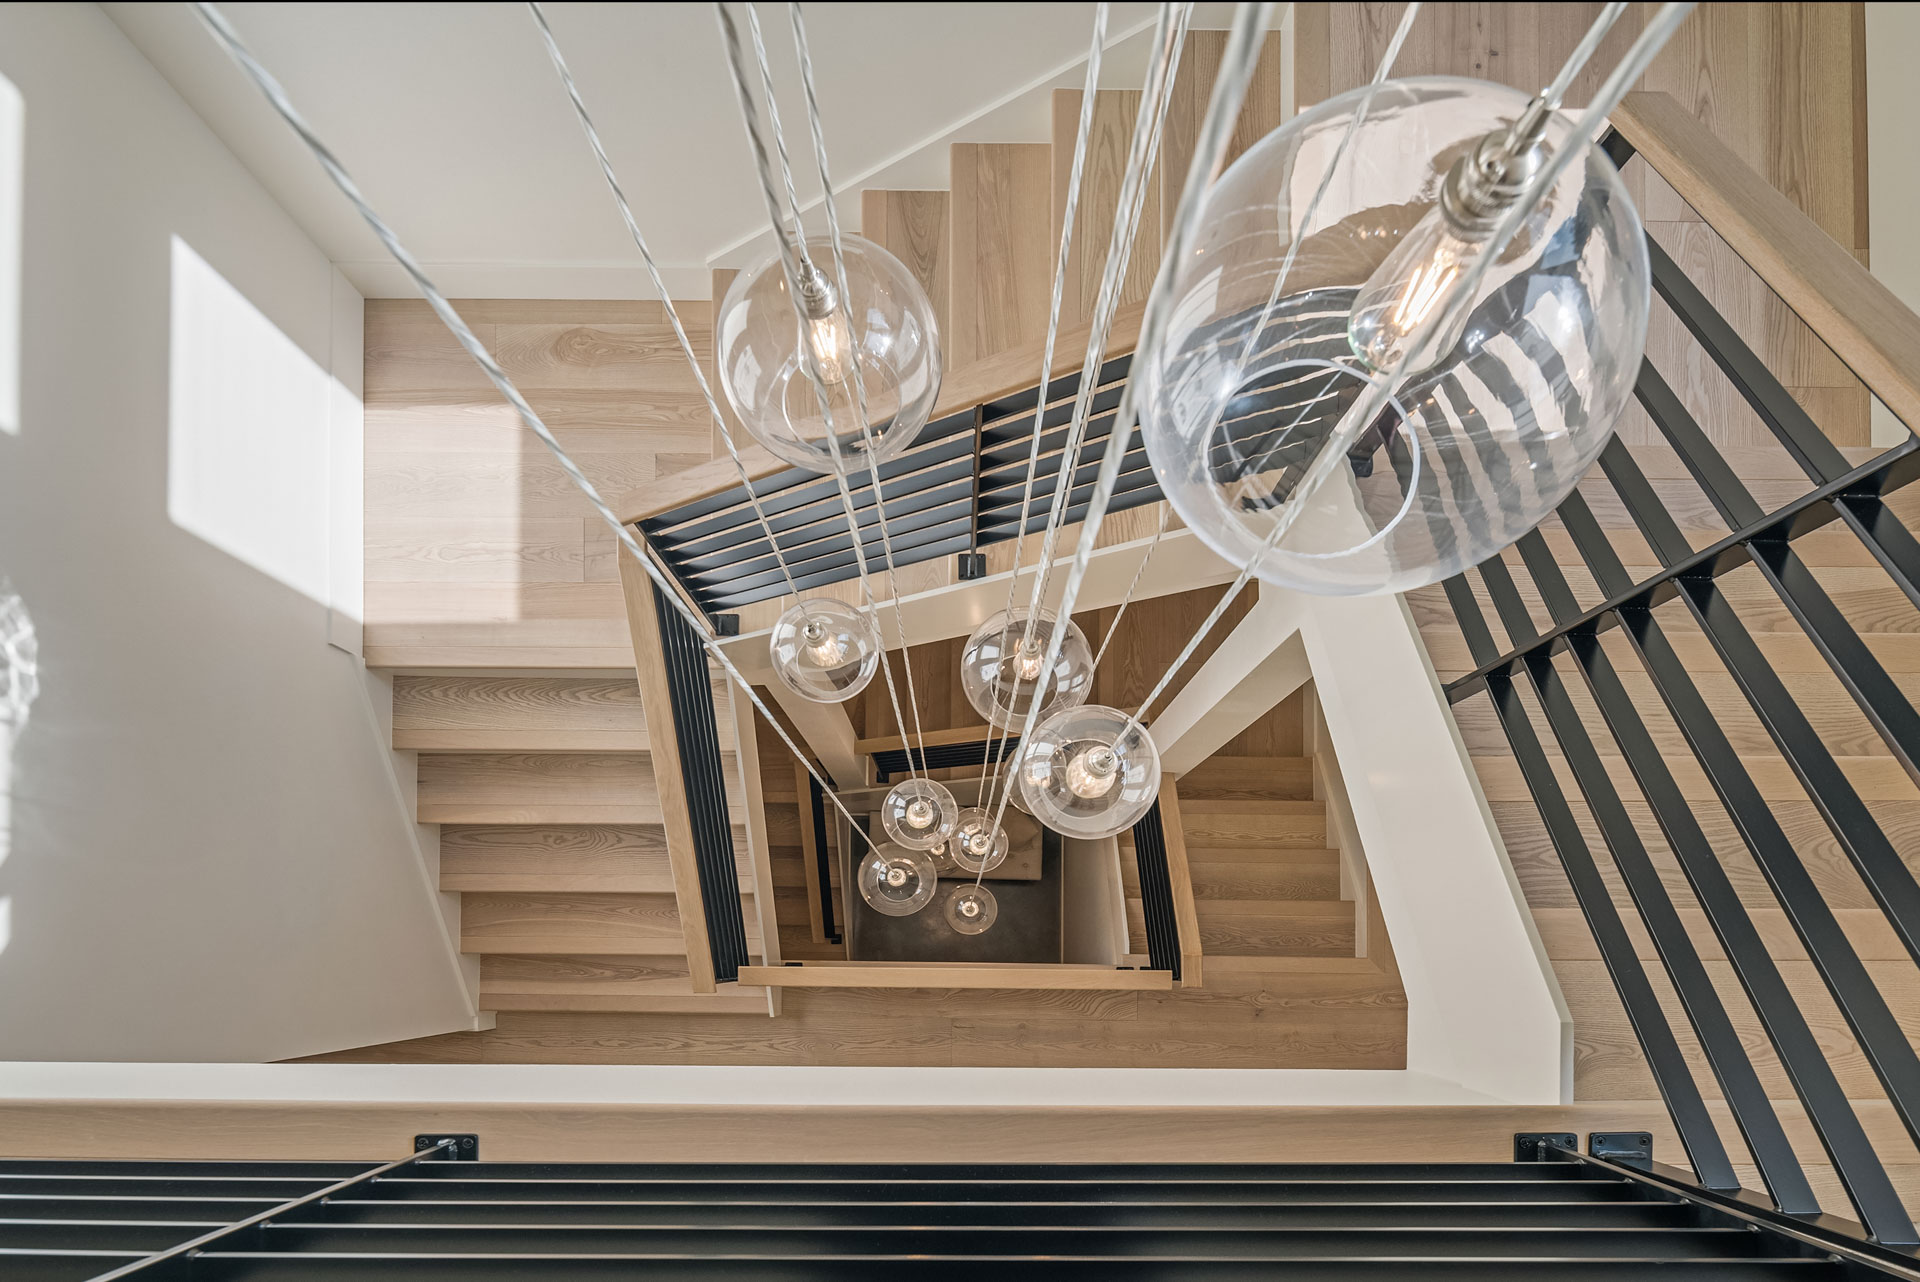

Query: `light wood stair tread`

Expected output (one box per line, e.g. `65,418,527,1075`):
480,956,767,1014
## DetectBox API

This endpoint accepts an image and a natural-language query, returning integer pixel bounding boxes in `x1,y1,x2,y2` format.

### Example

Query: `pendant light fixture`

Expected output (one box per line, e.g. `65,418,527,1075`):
879,776,960,851
768,598,881,703
949,805,1010,875
1138,75,1650,598
944,883,999,935
959,607,1095,730
715,234,942,474
856,841,939,917
1018,703,1161,839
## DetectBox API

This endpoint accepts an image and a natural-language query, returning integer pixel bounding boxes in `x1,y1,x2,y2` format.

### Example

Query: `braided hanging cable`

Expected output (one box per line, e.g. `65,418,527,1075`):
985,1,1275,841
1089,0,1397,672
1116,0,1695,740
713,1,926,784
186,0,890,857
977,2,1191,829
742,2,807,248
973,1,1110,816
786,0,934,783
524,2,803,604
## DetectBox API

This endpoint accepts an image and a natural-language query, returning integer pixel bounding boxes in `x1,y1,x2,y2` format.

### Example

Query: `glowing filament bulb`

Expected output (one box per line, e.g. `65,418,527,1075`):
802,310,855,386
1348,208,1481,375
1012,640,1047,682
903,799,935,831
1065,743,1120,800
799,617,850,670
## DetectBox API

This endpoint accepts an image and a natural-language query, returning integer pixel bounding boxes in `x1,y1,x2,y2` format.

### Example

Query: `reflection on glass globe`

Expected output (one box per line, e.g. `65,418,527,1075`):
1138,76,1649,596
959,608,1095,730
856,841,938,917
715,234,942,474
768,598,881,704
880,778,959,851
1019,703,1161,839
926,839,960,876
945,883,999,936
949,806,1010,874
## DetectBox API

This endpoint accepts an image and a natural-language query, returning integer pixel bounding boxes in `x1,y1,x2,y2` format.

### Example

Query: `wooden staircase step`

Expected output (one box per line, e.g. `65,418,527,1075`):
1120,847,1338,898
862,189,950,346
441,824,752,894
1175,756,1314,801
417,751,748,824
392,675,670,752
479,955,769,1014
1049,88,1159,332
1129,898,1355,958
460,892,763,956
948,141,1052,368
1189,860,1343,903
1134,798,1327,848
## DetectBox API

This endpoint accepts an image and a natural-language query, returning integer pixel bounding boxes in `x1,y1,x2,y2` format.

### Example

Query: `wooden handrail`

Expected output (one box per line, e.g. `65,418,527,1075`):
1610,91,1920,433
617,299,1148,525
1156,774,1205,987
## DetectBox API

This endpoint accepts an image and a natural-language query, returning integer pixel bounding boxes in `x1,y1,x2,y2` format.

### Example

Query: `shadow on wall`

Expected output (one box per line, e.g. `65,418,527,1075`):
0,581,36,960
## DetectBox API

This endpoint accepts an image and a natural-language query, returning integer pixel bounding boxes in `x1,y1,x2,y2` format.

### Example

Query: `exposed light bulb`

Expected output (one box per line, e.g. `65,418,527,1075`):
1012,641,1047,683
1065,743,1120,800
903,798,935,831
803,310,855,386
883,863,910,889
799,617,849,669
1347,208,1477,375
798,263,854,387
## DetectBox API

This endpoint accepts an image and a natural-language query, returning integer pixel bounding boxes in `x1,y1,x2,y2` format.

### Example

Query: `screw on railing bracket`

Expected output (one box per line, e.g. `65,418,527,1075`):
414,1134,479,1161
956,553,986,580
1514,1132,1578,1162
1589,1131,1653,1169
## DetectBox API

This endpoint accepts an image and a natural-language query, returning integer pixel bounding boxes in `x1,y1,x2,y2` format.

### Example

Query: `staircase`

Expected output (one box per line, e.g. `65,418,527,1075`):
391,674,769,1017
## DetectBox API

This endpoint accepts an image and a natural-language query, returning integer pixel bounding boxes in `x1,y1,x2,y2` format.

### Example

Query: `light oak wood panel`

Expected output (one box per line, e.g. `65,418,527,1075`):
947,142,1054,369
1159,30,1286,244
440,824,751,896
1533,906,1909,965
415,751,696,826
460,892,759,957
1051,88,1159,332
480,956,768,1015
1161,798,1329,849
365,298,713,669
1157,776,1205,983
392,676,657,752
861,189,949,346
1175,755,1314,800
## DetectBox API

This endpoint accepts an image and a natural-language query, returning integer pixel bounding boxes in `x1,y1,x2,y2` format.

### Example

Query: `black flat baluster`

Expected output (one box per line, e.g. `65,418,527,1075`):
1644,237,1852,485
1618,397,1920,958
1832,487,1920,613
1441,576,1738,1191
1477,558,1810,1212
1517,531,1910,1234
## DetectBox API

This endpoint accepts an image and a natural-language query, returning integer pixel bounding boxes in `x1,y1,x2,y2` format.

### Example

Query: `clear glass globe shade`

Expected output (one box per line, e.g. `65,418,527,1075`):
716,234,943,474
1018,703,1161,839
1138,75,1650,596
880,778,959,851
959,608,1094,730
949,806,1010,874
768,598,881,704
856,841,938,917
945,884,999,936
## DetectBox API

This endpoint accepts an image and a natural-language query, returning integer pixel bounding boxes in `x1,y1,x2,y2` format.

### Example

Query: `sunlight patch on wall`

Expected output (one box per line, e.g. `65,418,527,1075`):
168,236,333,604
0,72,22,436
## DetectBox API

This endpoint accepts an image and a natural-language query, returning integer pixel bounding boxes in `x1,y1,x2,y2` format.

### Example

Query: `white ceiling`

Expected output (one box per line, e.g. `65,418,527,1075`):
104,2,1225,298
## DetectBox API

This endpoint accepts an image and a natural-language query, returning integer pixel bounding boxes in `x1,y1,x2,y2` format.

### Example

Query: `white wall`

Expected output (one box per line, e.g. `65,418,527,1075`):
0,4,475,1061
1867,2,1920,446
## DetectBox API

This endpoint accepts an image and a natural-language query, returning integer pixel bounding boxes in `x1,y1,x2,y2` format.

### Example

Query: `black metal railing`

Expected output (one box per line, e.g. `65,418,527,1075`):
11,1149,1910,1277
1128,798,1185,980
652,588,754,984
1440,129,1920,1247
